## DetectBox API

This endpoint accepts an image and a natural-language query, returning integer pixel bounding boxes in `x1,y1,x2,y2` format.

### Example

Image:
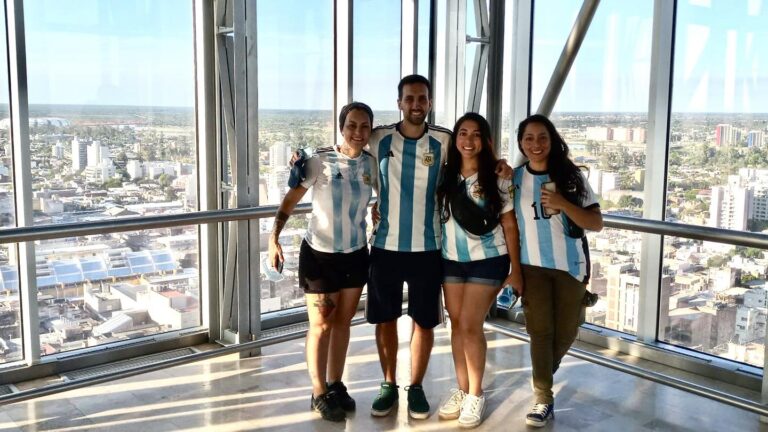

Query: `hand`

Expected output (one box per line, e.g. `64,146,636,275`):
501,269,524,297
371,202,380,225
495,159,513,180
268,239,284,271
540,188,569,213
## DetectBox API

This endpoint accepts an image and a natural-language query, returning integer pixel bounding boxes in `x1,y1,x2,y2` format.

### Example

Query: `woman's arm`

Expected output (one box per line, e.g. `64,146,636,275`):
540,189,604,232
499,210,524,296
268,186,309,270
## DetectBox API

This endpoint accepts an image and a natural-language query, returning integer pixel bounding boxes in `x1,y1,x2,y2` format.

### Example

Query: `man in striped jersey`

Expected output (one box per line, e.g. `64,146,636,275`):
366,75,452,420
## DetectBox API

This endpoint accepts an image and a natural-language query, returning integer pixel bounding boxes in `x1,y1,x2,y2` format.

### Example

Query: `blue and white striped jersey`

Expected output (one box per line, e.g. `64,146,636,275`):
442,174,514,262
512,163,598,283
301,146,378,253
368,123,452,252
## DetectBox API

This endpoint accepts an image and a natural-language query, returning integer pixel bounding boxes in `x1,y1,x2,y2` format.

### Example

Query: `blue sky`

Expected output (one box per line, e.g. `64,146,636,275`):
1,0,766,113
535,0,768,113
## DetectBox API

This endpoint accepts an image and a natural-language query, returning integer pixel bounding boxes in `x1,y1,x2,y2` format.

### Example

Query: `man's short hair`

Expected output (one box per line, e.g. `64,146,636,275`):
338,101,374,132
398,74,431,99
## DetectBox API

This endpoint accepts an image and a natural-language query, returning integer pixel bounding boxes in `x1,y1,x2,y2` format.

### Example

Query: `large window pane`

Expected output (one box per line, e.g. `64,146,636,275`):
0,7,20,364
257,1,333,311
532,0,653,334
24,1,199,356
353,0,400,124
662,1,768,367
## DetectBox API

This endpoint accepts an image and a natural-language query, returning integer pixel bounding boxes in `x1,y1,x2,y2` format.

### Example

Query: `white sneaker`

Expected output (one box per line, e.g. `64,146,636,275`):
438,388,466,420
458,393,485,428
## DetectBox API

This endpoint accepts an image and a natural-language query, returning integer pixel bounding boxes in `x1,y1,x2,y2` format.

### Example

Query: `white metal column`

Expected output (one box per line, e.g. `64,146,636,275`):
401,0,417,77
443,0,467,126
636,0,675,344
508,0,532,165
6,0,40,365
335,0,352,133
195,0,220,342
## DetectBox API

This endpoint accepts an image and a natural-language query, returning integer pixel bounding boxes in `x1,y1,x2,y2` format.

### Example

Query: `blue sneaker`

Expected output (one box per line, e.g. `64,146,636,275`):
525,403,554,427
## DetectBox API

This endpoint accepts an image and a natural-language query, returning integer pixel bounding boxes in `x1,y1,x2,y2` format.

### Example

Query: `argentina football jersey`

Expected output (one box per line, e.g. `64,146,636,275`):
369,123,452,252
301,147,377,253
441,174,514,262
512,164,598,283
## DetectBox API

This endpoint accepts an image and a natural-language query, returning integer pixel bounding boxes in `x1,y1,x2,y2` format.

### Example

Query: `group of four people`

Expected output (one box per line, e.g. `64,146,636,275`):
268,74,603,428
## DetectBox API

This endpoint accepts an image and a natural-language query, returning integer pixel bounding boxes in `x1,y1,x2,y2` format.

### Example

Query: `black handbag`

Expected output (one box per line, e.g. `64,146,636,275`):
449,179,499,236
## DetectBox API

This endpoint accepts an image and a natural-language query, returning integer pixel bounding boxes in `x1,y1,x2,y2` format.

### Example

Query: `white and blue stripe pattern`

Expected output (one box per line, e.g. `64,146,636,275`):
441,174,514,262
301,147,377,253
512,164,597,283
369,124,451,252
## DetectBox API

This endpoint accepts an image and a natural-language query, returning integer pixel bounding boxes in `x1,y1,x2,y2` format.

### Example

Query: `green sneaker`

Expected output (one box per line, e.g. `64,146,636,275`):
406,384,430,419
371,382,399,417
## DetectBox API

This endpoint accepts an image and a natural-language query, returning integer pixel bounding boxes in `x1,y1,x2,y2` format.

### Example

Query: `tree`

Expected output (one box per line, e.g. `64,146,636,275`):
102,178,123,189
707,255,728,268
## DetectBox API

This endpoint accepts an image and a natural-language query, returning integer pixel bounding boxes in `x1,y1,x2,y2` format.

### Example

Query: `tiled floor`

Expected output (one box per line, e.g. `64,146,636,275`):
2,317,768,431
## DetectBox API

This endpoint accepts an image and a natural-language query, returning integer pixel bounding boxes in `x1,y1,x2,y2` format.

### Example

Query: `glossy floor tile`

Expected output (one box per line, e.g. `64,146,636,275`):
1,317,767,431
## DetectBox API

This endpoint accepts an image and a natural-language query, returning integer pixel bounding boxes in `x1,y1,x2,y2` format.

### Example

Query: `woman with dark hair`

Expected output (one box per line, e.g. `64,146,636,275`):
512,114,603,428
436,112,523,428
268,102,377,422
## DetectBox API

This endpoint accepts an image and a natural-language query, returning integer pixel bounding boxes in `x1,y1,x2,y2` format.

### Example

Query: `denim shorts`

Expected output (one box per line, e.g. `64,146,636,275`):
442,254,510,287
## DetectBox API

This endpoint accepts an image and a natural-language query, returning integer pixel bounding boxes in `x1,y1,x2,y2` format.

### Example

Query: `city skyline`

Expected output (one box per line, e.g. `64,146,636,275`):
0,1,765,112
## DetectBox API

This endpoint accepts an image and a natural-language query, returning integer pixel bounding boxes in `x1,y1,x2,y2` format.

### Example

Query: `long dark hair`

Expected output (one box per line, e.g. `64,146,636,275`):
517,114,588,205
437,112,502,223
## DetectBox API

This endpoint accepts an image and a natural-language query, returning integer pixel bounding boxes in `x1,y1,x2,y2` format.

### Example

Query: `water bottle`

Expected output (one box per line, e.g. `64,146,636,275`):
261,256,285,282
497,285,518,310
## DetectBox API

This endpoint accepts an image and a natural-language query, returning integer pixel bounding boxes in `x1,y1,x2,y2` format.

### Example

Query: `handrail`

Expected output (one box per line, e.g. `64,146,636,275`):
0,203,311,244
1,207,767,251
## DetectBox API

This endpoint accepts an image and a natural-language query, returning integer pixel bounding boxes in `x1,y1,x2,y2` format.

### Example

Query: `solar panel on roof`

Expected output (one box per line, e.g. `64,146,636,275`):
37,275,57,288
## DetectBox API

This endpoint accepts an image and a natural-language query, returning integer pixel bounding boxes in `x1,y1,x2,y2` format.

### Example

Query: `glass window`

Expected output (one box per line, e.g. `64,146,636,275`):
353,0,400,125
24,0,199,356
417,0,431,78
661,1,768,367
257,1,333,311
532,0,654,334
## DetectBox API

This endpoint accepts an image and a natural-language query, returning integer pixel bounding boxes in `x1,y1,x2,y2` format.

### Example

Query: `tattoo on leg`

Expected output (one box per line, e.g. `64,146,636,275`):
314,295,336,318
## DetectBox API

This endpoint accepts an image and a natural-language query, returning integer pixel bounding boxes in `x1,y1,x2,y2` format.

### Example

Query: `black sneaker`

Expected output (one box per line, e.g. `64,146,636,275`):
311,392,346,422
327,381,356,412
405,384,430,419
525,403,554,427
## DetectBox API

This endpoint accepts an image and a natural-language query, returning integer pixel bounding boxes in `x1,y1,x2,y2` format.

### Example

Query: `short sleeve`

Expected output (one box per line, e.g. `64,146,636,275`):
498,177,514,214
300,156,323,189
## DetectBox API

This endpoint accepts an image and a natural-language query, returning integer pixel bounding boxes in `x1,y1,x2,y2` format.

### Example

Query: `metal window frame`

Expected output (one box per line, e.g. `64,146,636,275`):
401,0,417,77
0,0,214,376
636,0,675,344
508,0,533,165
195,0,220,342
6,0,39,365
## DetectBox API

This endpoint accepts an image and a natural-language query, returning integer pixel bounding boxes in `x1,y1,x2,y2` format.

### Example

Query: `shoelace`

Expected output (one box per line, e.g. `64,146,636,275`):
531,404,550,415
464,396,482,412
447,389,465,405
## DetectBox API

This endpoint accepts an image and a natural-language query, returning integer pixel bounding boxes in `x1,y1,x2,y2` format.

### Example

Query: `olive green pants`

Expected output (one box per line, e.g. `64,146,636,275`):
521,265,586,404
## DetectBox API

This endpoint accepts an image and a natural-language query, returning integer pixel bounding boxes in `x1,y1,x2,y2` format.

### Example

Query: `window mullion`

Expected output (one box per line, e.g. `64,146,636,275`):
6,0,40,365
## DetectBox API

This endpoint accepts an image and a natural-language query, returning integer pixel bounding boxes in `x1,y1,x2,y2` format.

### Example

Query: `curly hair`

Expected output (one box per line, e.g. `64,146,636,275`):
516,114,588,205
437,112,502,223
